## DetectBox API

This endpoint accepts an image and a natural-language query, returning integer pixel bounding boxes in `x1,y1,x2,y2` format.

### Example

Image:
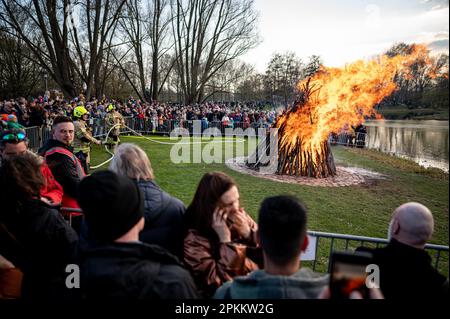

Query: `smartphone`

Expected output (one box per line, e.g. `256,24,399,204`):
329,251,373,299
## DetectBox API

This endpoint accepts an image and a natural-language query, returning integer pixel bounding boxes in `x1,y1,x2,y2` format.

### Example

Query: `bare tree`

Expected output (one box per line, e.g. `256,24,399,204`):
117,0,149,100
147,0,174,101
236,71,264,102
0,0,127,98
384,43,448,106
265,52,303,107
69,0,127,98
304,55,322,77
0,30,42,98
0,0,78,97
171,0,259,104
118,0,174,101
204,60,252,102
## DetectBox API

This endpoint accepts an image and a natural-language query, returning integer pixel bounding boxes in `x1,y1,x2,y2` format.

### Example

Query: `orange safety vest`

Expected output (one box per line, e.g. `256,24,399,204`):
44,147,86,209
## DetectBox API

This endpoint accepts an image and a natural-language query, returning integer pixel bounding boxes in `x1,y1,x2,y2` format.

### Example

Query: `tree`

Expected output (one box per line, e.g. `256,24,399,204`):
265,52,303,107
0,0,127,99
118,0,174,102
0,0,77,97
304,55,322,77
383,43,448,107
236,66,264,102
0,30,42,98
68,0,127,98
171,0,260,104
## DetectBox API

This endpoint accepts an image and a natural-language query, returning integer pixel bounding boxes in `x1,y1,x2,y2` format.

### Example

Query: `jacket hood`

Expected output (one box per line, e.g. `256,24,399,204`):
226,268,329,299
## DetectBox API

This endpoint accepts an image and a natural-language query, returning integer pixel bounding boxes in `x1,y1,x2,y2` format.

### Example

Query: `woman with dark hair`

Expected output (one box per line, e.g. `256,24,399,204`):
183,172,261,298
0,153,78,300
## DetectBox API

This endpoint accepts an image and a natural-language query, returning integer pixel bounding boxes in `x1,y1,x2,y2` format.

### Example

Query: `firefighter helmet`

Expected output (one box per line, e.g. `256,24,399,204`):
74,106,88,118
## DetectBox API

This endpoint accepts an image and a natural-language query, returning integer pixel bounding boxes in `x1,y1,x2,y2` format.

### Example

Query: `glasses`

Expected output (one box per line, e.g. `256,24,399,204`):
1,132,26,141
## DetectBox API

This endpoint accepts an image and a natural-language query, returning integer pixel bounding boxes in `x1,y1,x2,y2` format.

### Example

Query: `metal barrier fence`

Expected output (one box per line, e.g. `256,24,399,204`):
305,230,448,274
24,118,370,150
58,206,449,274
329,132,367,148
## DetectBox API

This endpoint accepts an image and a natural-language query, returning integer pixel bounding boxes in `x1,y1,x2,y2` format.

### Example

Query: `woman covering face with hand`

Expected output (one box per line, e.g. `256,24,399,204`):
183,172,262,298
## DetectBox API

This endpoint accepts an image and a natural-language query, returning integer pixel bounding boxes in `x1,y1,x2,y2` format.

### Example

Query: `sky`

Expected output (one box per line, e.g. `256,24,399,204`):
242,0,450,72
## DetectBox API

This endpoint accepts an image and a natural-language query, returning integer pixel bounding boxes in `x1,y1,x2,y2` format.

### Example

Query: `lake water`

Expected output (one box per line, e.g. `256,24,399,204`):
364,120,449,172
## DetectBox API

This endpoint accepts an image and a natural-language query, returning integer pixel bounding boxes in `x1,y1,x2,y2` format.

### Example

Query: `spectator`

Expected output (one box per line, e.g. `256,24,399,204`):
0,129,63,206
77,170,199,299
183,172,261,298
38,116,85,209
357,202,448,299
109,143,186,257
0,153,78,300
214,195,328,299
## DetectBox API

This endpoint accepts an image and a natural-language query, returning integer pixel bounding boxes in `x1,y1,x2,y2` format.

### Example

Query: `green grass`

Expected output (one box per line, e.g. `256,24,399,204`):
90,136,449,274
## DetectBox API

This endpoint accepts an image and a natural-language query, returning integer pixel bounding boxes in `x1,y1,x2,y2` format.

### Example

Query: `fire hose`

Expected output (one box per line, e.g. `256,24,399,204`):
90,123,246,169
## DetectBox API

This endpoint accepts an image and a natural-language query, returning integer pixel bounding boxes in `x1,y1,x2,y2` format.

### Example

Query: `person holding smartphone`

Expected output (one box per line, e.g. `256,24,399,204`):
183,172,262,298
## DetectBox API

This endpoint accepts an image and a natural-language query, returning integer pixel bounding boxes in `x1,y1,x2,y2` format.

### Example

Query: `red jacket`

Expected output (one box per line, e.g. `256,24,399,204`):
40,162,64,206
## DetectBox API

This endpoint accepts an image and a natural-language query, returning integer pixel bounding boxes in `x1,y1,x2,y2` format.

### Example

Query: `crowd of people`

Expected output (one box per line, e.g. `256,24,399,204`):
0,115,448,301
1,94,278,131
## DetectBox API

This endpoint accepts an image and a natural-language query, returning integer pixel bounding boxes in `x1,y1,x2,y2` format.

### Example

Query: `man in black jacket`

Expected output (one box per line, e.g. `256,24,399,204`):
78,171,199,299
358,202,448,299
38,116,85,209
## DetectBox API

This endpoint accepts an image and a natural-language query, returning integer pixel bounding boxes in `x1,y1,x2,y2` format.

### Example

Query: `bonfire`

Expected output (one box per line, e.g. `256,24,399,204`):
253,44,439,178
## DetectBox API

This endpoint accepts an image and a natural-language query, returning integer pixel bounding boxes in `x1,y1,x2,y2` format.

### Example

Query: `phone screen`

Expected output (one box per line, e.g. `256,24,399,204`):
330,251,373,299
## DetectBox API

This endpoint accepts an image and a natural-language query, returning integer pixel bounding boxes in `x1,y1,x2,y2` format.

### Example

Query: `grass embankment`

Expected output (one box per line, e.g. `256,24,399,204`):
377,105,449,120
91,136,449,274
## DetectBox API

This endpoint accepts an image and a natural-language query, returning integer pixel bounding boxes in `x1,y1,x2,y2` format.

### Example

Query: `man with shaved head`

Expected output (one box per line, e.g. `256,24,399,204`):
358,202,448,299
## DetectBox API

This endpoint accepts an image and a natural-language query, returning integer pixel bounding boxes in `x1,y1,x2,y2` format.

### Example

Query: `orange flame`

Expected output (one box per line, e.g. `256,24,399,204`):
276,44,438,171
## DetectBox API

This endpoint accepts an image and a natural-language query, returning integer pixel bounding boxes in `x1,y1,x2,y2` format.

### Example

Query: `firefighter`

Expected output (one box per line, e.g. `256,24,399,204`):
105,104,125,152
73,105,101,173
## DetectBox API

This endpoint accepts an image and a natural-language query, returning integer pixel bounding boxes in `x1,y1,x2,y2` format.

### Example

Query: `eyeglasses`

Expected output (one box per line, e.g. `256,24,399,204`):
1,132,26,141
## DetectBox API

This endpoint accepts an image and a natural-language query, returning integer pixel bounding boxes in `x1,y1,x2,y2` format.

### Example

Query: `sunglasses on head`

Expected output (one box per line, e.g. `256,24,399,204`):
1,132,26,141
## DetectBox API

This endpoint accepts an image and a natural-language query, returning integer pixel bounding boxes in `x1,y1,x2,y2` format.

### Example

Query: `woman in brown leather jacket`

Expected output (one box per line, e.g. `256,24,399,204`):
183,172,262,298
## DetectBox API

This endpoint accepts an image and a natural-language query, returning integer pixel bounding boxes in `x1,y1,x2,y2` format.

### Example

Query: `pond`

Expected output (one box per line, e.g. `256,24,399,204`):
365,120,449,172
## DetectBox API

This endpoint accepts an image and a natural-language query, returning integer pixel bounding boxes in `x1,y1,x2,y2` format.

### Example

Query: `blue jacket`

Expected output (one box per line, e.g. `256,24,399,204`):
136,180,186,258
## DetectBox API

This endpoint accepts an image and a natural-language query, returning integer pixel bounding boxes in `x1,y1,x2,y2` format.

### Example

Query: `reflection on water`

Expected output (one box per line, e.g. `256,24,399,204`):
365,120,449,172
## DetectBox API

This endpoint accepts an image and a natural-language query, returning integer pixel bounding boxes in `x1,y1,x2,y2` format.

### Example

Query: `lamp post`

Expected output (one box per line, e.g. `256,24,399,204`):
273,65,280,107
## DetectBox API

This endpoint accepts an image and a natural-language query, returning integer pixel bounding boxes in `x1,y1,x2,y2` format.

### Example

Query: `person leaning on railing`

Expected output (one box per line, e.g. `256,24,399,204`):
357,202,448,299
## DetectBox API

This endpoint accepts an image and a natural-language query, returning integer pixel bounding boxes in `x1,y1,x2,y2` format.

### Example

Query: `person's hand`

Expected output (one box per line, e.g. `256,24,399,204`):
349,288,384,299
40,197,54,206
95,139,102,145
319,287,384,299
212,207,232,243
228,207,251,239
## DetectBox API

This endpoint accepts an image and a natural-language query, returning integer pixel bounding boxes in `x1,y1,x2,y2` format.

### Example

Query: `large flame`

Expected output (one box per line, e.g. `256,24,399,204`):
276,44,438,176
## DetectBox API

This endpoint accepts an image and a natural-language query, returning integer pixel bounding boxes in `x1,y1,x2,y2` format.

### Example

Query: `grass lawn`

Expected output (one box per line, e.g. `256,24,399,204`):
90,136,449,274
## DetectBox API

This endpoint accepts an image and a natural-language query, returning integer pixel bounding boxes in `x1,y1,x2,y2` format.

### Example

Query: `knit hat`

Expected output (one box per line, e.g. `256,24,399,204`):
78,171,144,242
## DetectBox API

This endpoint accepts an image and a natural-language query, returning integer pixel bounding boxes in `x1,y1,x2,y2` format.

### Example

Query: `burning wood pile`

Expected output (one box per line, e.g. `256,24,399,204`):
251,44,439,178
